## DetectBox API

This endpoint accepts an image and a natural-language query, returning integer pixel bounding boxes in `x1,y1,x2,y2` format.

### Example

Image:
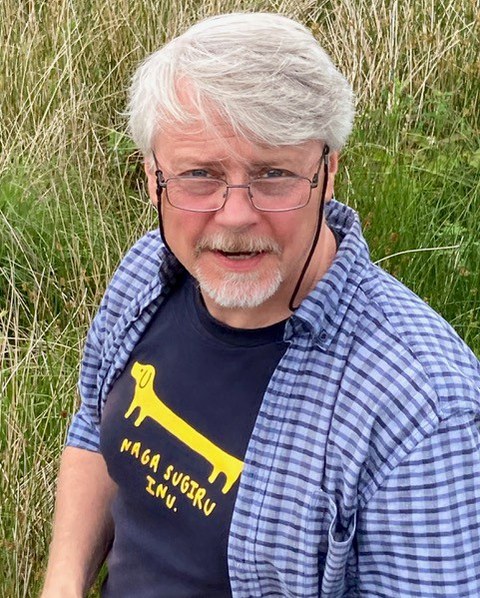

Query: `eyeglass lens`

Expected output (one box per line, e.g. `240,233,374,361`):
165,177,311,211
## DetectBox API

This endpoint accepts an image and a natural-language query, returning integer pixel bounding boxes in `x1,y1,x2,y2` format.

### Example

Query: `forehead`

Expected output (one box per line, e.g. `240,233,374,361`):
152,80,321,168
154,122,319,169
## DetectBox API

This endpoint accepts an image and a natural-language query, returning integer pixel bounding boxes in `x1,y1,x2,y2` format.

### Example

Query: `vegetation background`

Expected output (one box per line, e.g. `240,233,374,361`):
0,0,478,595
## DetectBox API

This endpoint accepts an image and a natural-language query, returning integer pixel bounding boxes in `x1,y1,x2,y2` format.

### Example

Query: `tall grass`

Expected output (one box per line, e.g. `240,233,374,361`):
1,1,478,596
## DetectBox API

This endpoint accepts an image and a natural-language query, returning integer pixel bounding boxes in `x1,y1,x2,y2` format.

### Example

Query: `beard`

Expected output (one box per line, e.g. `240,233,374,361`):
192,232,284,309
194,268,284,309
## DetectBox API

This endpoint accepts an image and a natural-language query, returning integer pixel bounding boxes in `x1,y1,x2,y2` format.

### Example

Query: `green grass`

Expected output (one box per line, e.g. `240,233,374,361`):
339,87,480,349
1,0,478,596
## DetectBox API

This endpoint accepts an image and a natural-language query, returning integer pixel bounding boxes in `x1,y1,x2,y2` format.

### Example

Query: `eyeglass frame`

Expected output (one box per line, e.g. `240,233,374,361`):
152,148,329,213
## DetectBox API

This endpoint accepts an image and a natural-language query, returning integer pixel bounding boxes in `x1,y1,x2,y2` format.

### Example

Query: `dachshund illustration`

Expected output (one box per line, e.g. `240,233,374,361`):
125,361,244,494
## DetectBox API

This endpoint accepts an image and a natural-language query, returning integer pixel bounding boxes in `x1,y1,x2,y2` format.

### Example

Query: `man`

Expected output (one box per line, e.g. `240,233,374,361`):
42,13,480,598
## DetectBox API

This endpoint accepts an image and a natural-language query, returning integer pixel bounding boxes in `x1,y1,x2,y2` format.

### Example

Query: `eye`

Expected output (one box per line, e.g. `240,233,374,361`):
260,168,294,178
182,169,211,178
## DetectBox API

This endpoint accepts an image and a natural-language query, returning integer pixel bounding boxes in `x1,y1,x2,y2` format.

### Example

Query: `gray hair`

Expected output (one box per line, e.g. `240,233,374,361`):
127,13,355,156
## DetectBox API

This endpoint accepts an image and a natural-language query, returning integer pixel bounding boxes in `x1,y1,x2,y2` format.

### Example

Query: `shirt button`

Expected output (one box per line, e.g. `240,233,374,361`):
319,330,327,342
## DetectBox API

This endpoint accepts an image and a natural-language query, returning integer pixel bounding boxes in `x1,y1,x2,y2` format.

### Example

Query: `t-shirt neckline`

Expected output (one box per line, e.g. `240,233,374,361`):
185,275,287,347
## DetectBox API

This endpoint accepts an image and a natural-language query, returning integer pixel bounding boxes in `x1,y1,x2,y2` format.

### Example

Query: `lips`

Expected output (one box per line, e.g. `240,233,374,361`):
216,250,263,260
195,233,282,258
208,248,267,272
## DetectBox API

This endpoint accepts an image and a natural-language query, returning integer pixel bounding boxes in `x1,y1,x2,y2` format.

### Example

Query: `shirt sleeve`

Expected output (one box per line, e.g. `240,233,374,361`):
65,304,106,452
356,413,480,597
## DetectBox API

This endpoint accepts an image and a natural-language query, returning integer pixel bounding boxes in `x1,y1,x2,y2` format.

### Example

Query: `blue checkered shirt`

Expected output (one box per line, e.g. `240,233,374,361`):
67,199,480,597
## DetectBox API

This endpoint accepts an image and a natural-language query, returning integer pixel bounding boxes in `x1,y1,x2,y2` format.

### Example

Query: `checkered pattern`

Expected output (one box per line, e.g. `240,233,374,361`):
67,200,480,597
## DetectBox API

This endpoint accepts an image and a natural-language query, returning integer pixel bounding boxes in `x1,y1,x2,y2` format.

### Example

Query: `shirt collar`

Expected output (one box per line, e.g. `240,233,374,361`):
285,199,371,346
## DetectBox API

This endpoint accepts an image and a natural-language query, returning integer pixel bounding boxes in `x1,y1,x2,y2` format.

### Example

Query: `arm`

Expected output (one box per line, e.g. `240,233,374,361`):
356,414,480,597
41,446,117,598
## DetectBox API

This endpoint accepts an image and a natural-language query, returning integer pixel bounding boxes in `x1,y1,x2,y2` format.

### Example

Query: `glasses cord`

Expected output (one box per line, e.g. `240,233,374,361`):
156,182,173,255
288,146,330,312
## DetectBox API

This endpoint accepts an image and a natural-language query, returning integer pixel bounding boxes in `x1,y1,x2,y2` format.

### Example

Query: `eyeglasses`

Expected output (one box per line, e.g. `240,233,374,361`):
153,154,325,213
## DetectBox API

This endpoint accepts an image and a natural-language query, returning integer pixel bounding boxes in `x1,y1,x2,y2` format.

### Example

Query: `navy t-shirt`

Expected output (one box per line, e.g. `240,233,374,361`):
100,273,288,597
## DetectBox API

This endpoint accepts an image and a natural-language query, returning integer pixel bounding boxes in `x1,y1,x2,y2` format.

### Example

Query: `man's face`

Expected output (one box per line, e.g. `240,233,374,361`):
146,119,337,326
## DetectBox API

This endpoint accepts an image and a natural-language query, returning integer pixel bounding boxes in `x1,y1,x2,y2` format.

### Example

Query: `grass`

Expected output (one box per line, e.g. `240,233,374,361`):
0,0,478,596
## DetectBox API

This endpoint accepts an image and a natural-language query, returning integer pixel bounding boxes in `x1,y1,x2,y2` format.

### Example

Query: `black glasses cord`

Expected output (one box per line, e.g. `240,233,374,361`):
156,194,173,255
288,146,329,312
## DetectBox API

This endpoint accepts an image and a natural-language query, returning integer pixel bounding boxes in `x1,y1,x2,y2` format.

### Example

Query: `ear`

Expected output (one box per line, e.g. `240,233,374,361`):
144,157,158,207
325,151,339,201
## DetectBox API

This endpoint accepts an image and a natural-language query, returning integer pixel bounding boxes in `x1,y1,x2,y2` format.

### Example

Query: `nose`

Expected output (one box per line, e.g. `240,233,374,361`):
213,185,261,230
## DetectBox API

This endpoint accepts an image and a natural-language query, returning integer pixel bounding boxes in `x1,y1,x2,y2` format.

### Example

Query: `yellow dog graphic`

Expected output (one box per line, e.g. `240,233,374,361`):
125,362,244,494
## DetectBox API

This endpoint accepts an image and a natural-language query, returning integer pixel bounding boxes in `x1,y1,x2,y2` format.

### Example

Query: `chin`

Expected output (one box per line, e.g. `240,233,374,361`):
194,267,284,310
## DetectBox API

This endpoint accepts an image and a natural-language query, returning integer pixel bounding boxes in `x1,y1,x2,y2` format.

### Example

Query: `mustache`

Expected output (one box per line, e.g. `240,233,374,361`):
194,233,282,255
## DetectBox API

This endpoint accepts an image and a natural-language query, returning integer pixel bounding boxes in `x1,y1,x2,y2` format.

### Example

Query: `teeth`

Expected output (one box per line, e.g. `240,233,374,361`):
227,254,255,260
219,251,259,260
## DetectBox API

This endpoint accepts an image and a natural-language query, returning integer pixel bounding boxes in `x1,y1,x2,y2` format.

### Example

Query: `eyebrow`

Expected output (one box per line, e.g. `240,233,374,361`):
172,158,296,171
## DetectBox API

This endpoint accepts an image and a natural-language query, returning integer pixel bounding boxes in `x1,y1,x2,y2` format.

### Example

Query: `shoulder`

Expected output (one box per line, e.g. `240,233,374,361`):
304,200,479,509
102,230,164,312
95,229,182,331
358,264,480,412
324,199,479,416
318,262,480,504
81,229,174,368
